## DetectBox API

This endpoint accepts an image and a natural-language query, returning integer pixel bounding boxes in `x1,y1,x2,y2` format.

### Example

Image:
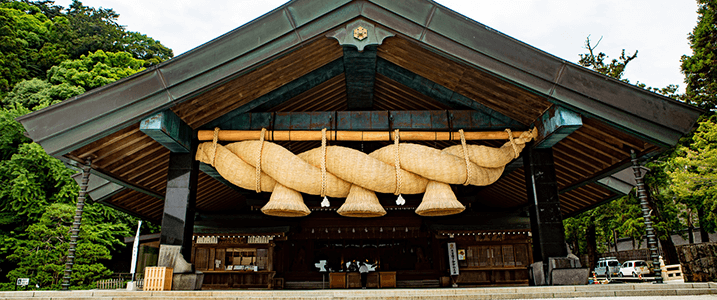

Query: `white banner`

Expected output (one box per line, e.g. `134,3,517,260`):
130,220,142,275
447,242,460,275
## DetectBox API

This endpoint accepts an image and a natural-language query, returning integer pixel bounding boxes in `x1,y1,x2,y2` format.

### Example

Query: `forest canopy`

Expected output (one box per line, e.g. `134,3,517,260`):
0,0,169,290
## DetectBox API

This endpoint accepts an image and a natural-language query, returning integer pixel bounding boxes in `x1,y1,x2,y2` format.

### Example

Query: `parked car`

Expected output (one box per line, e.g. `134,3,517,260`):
595,257,620,277
619,260,651,277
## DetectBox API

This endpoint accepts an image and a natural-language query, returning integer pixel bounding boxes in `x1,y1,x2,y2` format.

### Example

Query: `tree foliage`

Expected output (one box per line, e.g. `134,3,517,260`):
565,36,694,266
0,0,172,95
668,115,717,233
0,104,147,289
2,50,144,110
3,203,130,289
681,0,717,110
578,36,638,81
0,0,167,289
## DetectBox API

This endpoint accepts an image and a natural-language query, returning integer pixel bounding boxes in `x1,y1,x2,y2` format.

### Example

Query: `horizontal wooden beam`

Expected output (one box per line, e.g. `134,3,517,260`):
140,110,193,153
207,110,525,132
532,105,582,149
198,129,536,142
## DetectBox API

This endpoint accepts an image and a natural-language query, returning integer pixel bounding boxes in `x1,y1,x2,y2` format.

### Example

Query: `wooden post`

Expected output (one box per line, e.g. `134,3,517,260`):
524,147,567,284
159,141,198,262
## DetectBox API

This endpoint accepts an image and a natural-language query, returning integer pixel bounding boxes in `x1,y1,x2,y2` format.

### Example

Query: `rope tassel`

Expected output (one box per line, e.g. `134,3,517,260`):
396,194,406,206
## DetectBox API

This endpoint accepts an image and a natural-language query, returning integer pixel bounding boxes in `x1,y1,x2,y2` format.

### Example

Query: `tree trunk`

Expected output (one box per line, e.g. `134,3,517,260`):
658,234,680,265
646,192,680,265
698,208,710,243
586,216,598,270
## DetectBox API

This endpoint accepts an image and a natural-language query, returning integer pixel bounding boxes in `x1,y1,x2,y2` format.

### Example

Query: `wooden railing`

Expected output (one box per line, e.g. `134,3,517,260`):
94,273,144,290
95,278,126,289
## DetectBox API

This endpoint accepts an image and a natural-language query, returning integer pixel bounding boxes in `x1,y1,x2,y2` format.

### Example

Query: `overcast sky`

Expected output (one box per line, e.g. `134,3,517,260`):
54,0,699,92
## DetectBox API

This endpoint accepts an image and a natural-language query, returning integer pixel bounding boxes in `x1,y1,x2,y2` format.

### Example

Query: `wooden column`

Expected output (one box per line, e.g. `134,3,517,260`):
343,45,377,110
159,142,199,262
523,147,567,264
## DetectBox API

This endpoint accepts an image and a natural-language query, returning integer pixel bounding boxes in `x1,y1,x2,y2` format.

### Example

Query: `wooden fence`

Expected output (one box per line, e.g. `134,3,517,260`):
95,278,126,289
94,273,144,290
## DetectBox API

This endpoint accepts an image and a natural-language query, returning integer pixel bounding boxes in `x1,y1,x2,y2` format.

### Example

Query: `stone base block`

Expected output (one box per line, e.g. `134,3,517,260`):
551,268,589,285
171,272,204,290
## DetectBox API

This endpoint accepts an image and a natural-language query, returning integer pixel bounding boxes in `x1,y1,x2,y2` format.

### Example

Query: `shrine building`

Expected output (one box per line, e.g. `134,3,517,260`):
17,0,701,289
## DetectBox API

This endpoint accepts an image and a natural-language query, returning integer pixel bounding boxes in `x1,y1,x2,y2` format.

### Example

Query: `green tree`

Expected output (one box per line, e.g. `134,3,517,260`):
668,116,717,239
47,50,145,90
578,36,638,81
121,31,173,66
0,0,169,288
0,1,57,92
566,36,689,265
57,0,125,59
681,0,717,110
0,0,172,96
0,106,143,289
2,50,144,109
3,203,130,289
1,78,82,109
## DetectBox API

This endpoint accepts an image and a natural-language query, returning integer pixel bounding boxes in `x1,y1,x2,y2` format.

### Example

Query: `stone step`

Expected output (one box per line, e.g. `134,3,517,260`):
1,282,715,300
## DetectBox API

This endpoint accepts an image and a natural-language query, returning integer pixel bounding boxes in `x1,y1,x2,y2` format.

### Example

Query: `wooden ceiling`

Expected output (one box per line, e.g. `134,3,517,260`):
63,36,653,223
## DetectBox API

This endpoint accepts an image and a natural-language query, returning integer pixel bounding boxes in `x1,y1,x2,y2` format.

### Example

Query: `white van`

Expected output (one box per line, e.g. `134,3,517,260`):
595,257,620,277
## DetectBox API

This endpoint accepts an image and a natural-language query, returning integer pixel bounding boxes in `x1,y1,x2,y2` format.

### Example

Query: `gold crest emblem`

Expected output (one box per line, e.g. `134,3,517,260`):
353,26,368,41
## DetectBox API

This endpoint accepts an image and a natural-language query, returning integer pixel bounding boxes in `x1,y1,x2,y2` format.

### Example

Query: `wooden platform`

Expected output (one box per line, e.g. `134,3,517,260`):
1,282,715,299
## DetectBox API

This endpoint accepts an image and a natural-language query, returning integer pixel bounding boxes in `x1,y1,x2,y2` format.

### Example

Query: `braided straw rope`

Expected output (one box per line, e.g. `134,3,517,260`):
393,129,402,196
505,128,519,159
255,128,266,193
459,129,472,186
320,128,327,198
211,128,220,165
196,129,537,217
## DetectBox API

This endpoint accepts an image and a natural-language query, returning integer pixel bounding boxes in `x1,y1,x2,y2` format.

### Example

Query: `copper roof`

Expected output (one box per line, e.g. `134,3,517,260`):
19,0,701,223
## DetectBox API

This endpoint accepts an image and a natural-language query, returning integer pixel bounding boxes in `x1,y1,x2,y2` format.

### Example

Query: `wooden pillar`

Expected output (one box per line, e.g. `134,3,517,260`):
524,147,567,263
159,142,198,262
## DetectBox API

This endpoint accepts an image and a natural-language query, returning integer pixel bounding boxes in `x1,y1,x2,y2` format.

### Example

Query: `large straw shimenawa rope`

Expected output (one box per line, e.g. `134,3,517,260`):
196,128,536,218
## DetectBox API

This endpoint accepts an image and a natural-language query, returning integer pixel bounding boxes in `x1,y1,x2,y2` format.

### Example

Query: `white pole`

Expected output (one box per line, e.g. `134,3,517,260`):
130,220,142,281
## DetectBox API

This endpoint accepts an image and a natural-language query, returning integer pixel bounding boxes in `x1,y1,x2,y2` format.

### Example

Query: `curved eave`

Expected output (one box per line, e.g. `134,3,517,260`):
17,0,702,159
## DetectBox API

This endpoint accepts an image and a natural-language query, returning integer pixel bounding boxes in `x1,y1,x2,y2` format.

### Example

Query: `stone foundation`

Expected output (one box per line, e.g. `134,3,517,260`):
677,241,717,282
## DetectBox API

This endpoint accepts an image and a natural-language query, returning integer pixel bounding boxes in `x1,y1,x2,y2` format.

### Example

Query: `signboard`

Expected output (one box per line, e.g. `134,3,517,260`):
248,236,273,244
196,236,218,244
447,242,460,275
16,278,29,286
457,249,466,261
